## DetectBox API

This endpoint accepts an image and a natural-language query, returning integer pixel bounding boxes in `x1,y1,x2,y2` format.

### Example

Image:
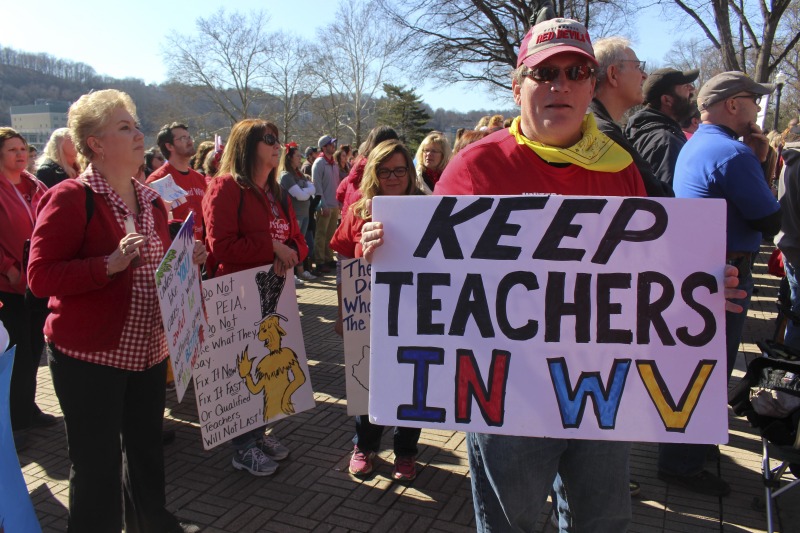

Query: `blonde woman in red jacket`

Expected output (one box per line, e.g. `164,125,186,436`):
0,127,54,448
28,90,204,533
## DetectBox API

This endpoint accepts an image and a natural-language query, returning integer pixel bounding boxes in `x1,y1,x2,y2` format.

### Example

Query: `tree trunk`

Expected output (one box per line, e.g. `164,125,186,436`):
713,0,741,71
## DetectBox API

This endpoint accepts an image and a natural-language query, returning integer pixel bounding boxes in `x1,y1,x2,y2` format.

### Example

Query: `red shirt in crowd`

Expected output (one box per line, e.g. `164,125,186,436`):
146,162,207,234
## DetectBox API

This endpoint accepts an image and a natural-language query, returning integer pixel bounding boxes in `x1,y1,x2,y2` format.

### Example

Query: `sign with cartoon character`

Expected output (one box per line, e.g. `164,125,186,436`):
195,265,315,450
341,258,371,415
369,195,729,444
154,214,208,402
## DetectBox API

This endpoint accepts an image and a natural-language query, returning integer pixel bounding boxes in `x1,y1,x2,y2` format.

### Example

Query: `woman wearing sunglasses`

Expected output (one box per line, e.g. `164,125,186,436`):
202,119,308,476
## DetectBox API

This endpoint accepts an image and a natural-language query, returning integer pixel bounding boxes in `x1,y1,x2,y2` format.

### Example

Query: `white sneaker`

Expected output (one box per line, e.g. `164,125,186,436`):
232,446,278,476
294,276,305,287
300,271,317,281
259,434,290,460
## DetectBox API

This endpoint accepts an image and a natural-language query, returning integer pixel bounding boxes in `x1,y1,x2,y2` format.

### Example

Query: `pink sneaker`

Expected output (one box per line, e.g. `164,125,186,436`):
392,455,417,481
349,445,375,476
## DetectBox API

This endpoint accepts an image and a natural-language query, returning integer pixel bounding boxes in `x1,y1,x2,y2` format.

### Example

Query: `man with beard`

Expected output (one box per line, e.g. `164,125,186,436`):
147,122,208,236
625,68,699,187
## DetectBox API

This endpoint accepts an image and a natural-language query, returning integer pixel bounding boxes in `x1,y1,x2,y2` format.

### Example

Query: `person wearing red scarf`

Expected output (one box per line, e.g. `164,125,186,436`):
414,131,452,194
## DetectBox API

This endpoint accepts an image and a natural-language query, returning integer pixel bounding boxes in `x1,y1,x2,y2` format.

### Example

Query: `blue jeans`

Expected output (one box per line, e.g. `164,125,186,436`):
784,262,800,350
296,214,309,239
658,257,754,476
232,427,264,451
468,433,630,532
725,257,754,378
551,473,573,531
353,415,420,457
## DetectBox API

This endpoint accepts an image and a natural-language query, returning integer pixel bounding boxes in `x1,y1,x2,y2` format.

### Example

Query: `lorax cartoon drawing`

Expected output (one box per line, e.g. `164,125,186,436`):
237,270,306,421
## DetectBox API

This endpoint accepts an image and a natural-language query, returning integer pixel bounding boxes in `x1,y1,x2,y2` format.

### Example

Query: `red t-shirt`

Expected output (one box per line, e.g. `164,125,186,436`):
266,190,291,243
146,162,207,232
436,129,646,197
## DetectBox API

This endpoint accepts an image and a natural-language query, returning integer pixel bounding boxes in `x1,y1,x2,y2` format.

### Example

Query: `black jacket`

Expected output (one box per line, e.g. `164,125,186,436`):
35,159,70,188
589,99,673,198
625,107,687,188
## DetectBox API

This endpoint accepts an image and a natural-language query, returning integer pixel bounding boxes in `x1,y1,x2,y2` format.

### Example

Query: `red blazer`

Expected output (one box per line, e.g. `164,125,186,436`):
0,171,47,294
27,179,170,352
203,175,308,277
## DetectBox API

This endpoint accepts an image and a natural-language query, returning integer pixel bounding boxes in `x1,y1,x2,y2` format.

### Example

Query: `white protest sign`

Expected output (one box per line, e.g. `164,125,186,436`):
341,258,371,415
196,265,315,449
369,195,728,444
154,214,207,402
148,174,188,204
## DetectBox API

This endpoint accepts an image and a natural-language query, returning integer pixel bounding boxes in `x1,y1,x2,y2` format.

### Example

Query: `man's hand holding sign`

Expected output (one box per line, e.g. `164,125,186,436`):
364,194,742,444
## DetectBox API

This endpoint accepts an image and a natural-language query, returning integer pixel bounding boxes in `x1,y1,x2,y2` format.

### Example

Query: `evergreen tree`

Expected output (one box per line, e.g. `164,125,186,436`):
376,83,431,149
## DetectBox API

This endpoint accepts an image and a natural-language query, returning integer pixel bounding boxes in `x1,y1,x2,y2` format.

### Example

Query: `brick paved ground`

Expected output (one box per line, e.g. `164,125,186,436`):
17,246,800,532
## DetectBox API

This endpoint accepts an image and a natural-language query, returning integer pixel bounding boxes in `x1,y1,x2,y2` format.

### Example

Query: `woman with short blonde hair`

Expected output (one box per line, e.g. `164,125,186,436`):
414,131,451,194
28,89,204,532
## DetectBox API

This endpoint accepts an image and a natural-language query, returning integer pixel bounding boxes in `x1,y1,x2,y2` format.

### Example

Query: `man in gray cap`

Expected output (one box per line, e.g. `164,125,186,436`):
300,146,317,179
666,71,781,497
312,134,340,274
625,67,699,186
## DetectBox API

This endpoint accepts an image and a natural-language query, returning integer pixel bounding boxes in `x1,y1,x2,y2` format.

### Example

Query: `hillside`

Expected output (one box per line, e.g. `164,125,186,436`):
0,50,516,146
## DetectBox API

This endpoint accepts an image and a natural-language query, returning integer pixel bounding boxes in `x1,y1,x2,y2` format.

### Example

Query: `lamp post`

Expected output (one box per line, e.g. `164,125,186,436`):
773,70,787,132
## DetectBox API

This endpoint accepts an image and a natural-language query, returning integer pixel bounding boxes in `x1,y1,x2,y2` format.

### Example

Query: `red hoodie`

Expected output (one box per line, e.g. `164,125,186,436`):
0,171,47,294
336,157,367,215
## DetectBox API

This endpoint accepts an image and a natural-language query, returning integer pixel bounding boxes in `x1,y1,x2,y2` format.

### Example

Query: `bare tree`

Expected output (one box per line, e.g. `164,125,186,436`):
658,0,799,83
315,0,407,146
377,0,635,94
163,9,273,124
263,32,318,142
667,38,727,87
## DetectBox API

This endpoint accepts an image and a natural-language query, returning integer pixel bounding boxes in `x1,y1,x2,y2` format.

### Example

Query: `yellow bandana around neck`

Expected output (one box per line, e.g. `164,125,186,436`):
509,114,632,172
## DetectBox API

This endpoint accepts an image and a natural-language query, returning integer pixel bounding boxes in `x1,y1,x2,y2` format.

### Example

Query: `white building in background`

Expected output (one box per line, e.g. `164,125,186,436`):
10,100,70,148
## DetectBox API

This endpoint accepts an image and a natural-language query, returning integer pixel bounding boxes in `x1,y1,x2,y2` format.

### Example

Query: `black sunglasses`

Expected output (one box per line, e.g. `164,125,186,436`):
524,65,596,83
732,94,762,106
262,133,280,146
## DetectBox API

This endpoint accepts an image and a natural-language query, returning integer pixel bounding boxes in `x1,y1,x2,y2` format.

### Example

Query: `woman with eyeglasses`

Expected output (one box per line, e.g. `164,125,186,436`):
202,119,308,476
330,139,424,481
413,131,452,194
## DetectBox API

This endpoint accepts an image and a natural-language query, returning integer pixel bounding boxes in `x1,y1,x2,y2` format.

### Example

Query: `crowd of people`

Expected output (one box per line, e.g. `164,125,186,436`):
1,12,798,533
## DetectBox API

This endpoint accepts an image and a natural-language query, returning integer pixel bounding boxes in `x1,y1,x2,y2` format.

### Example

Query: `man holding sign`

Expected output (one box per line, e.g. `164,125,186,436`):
362,18,745,532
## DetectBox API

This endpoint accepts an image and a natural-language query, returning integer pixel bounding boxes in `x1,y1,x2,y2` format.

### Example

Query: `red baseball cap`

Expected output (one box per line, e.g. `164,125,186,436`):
517,18,597,69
